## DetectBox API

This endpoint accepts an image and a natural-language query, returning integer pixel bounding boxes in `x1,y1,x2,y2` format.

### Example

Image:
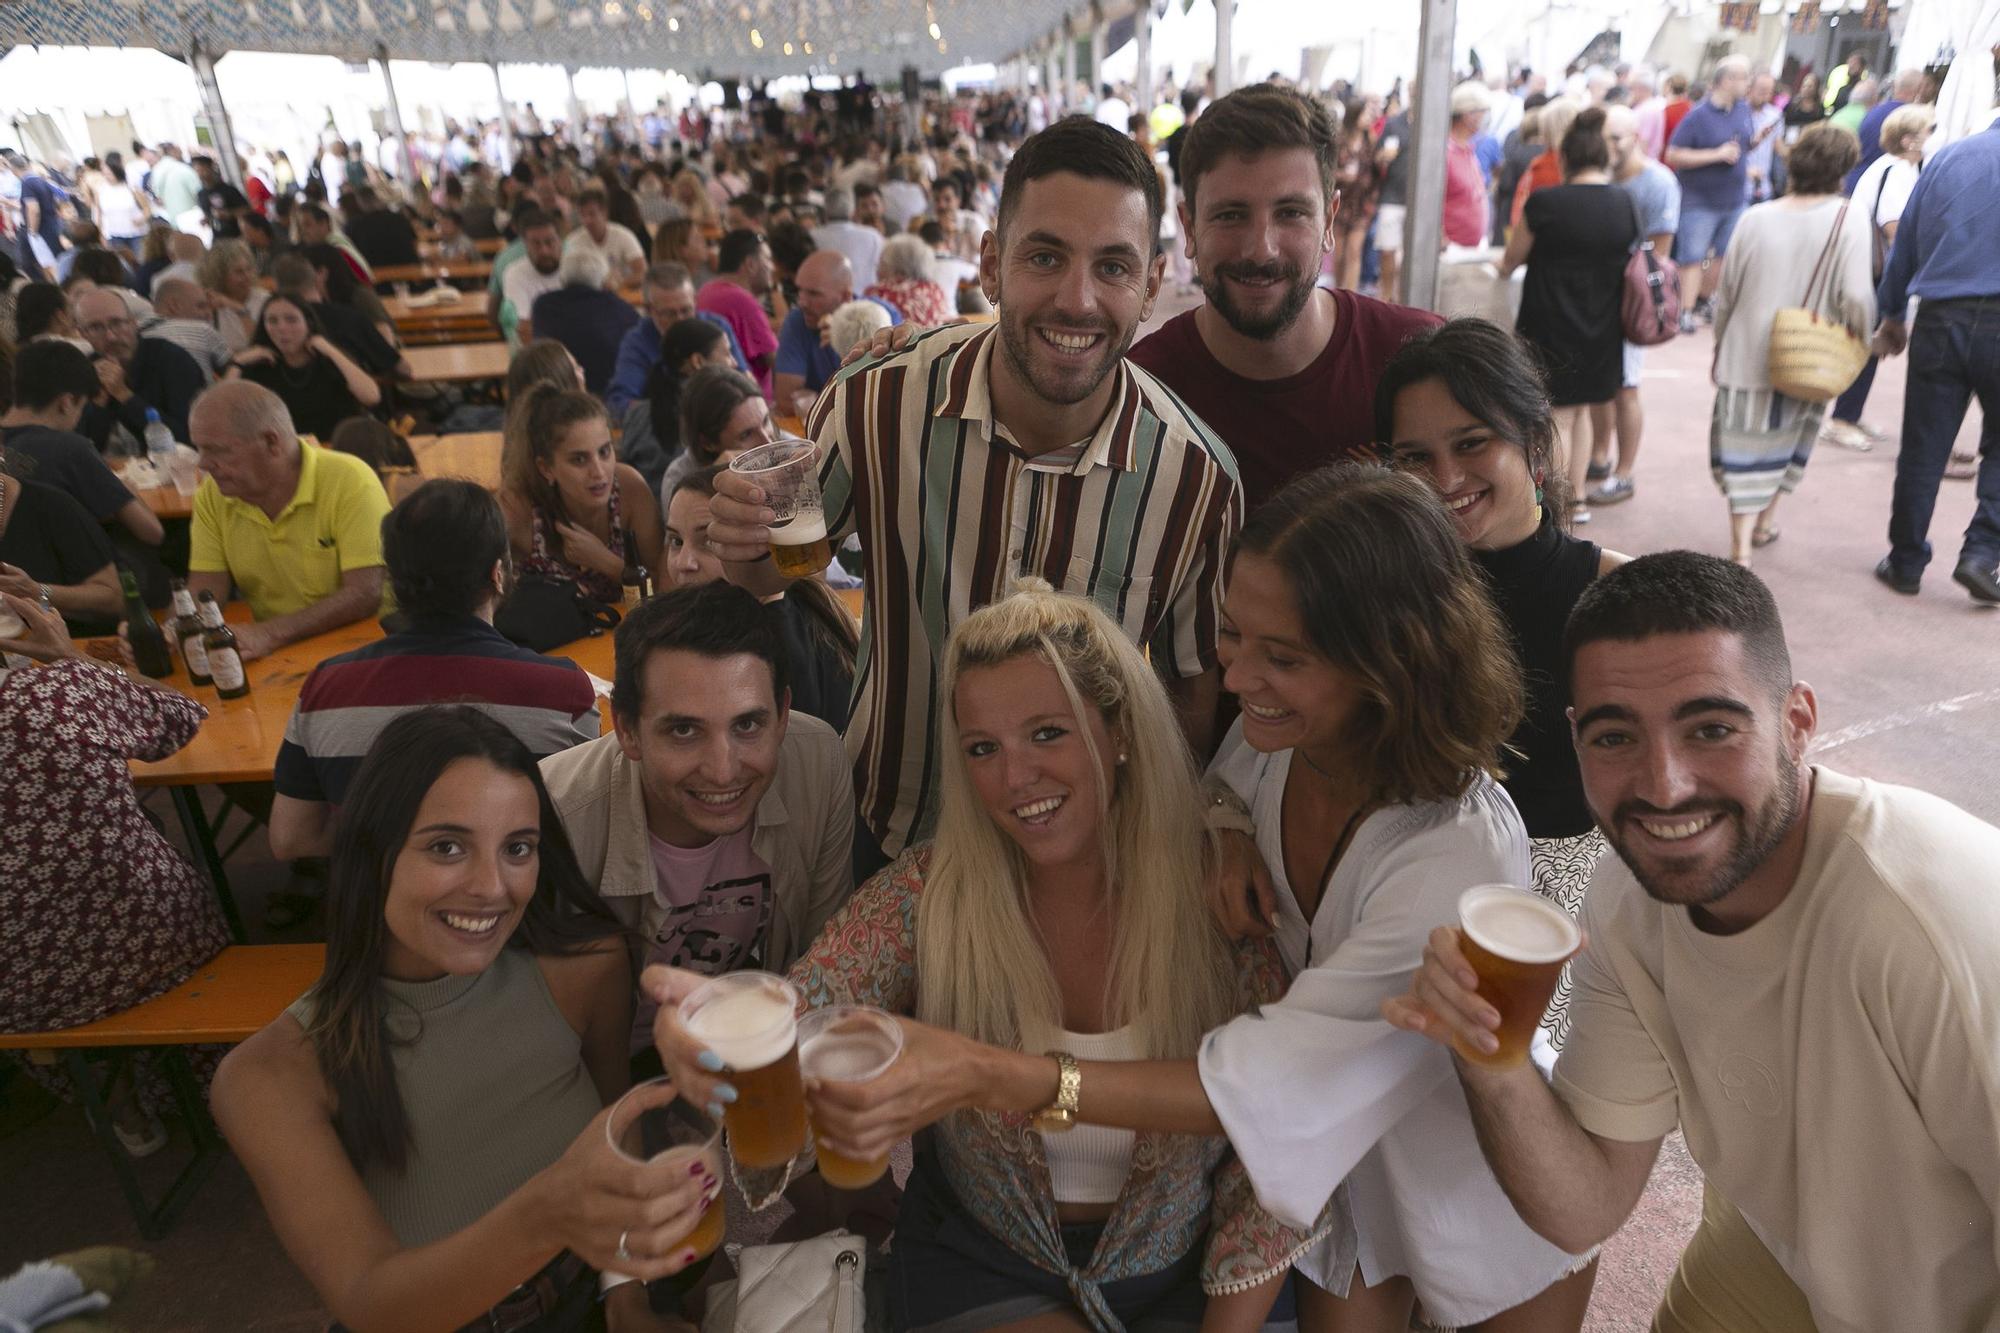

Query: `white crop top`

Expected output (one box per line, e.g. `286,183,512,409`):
1041,1025,1143,1205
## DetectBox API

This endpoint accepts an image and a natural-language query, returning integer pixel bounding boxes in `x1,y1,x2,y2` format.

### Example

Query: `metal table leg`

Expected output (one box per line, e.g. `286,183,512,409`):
169,785,244,943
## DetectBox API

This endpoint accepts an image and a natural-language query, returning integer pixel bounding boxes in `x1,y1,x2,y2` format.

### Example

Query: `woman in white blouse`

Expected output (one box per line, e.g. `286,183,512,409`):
751,464,1597,1332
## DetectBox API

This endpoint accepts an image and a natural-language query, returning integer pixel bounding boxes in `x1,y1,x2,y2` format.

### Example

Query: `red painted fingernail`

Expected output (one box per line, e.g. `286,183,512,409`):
682,1249,699,1264
688,1160,705,1176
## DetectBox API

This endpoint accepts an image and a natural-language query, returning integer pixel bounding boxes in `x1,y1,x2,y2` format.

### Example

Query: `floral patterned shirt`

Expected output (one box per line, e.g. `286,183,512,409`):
789,846,1334,1332
0,658,230,1032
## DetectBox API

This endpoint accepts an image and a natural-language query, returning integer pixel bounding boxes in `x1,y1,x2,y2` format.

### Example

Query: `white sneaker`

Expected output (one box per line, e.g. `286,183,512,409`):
1820,419,1874,452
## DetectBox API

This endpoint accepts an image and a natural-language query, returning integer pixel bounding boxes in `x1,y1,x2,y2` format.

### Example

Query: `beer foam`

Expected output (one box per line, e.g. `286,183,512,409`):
800,1031,897,1083
684,983,796,1070
770,512,827,545
1459,886,1579,963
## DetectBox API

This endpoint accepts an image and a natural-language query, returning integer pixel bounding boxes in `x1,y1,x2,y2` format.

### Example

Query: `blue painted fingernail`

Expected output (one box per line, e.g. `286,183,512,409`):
696,1050,724,1071
706,1101,726,1119
716,1084,738,1104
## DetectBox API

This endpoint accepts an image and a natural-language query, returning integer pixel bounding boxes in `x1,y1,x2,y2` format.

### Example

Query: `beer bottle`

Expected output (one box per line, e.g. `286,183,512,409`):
120,568,175,678
168,579,211,686
197,591,250,700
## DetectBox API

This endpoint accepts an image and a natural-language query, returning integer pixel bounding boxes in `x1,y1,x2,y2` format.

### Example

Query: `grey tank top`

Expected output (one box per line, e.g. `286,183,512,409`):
288,947,604,1247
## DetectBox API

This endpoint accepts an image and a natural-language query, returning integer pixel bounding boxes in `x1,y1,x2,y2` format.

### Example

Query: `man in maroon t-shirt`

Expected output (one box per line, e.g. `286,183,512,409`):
1127,84,1440,513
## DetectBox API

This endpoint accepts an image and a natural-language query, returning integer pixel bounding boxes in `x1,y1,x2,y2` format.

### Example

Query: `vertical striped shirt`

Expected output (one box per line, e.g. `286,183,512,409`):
805,322,1242,856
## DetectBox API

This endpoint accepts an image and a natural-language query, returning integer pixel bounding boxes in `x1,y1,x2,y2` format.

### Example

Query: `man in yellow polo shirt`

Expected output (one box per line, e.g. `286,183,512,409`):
186,381,389,661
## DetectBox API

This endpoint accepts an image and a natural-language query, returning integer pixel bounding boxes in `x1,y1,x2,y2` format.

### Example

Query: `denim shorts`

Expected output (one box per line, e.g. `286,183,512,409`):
1675,203,1745,265
889,1136,1298,1333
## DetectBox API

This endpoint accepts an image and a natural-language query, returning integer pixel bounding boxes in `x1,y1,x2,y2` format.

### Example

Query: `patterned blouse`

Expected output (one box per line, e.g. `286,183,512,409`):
865,278,953,329
521,481,628,606
0,659,230,1033
788,846,1333,1333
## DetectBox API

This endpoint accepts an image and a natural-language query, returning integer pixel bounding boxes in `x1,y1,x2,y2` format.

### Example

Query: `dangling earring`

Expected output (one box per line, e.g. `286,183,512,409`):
1533,469,1546,523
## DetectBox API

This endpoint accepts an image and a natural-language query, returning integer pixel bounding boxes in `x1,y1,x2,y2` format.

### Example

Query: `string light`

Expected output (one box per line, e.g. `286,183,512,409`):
750,26,764,45
782,40,793,53
667,13,678,27
802,39,812,52
927,19,940,37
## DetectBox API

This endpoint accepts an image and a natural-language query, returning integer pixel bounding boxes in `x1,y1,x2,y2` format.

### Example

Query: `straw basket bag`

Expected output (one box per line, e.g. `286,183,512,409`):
1767,200,1869,402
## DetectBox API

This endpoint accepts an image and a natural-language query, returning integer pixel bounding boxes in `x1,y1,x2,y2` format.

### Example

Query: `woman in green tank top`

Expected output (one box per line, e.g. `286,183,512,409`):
215,706,715,1332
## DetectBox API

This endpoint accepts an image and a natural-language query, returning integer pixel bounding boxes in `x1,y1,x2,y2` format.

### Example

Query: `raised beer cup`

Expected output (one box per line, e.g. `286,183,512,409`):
679,971,809,1170
604,1079,727,1262
1453,885,1581,1069
798,1005,905,1189
730,438,833,578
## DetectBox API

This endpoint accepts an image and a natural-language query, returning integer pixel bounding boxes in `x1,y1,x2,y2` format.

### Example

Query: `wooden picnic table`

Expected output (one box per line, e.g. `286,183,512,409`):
372,259,492,286
401,341,511,385
407,432,504,489
118,603,615,790
382,287,482,324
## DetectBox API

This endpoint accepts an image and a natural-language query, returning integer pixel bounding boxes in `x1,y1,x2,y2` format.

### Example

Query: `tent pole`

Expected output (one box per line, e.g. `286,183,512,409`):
1401,0,1457,312
188,43,247,193
490,60,515,171
622,68,643,146
1133,0,1151,114
565,64,586,151
1213,0,1233,97
1088,2,1105,99
374,44,418,201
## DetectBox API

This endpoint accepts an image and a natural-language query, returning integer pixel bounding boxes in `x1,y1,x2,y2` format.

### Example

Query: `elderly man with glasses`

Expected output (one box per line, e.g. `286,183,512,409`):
73,285,207,451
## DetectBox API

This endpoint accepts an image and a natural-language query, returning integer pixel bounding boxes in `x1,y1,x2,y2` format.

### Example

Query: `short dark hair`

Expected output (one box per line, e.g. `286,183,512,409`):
1565,551,1793,699
729,192,769,221
1787,123,1860,195
508,204,548,236
272,253,317,297
13,282,69,341
300,242,360,302
72,249,129,288
717,228,766,273
239,210,273,239
12,339,101,408
1179,84,1337,214
1560,106,1612,176
764,221,816,275
300,202,332,226
576,186,608,211
852,182,880,202
996,116,1162,243
382,480,510,620
612,581,789,722
1374,318,1573,527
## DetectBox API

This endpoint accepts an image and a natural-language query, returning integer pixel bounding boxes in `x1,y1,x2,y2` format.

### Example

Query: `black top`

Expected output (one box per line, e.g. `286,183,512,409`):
530,287,640,397
238,354,367,440
77,337,207,452
770,586,853,733
1518,184,1636,407
313,300,400,376
1474,520,1602,839
0,425,135,522
348,210,422,270
0,479,121,636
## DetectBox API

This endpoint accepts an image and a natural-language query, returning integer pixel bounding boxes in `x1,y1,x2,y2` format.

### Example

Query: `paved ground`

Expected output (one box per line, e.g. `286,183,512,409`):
1,294,1988,1330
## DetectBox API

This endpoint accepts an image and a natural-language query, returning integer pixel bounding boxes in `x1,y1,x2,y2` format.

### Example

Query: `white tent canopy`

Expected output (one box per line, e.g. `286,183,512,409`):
0,0,1085,79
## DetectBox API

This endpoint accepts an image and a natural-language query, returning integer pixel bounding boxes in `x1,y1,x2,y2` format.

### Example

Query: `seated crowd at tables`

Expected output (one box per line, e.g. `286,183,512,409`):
2,84,1998,1333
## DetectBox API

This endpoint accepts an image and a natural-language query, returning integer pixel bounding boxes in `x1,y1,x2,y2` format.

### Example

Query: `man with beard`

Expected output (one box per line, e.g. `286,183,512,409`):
502,213,565,346
1126,84,1441,511
708,117,1239,863
1384,551,2000,1333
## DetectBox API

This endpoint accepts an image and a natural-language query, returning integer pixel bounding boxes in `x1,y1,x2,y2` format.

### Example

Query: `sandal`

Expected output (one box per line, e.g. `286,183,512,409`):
1752,525,1781,549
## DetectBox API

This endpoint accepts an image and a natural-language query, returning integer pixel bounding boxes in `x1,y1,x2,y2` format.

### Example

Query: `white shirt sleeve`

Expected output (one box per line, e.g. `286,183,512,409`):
1197,782,1532,1229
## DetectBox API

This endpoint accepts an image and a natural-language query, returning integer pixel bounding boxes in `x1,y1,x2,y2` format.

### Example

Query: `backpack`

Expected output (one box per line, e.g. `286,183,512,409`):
1619,186,1680,346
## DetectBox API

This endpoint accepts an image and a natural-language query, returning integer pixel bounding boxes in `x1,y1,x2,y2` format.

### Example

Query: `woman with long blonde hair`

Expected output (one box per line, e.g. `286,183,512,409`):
696,466,1601,1333
650,583,1311,1332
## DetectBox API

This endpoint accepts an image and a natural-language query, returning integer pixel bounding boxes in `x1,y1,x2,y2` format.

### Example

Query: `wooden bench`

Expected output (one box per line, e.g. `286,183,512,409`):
0,944,325,1238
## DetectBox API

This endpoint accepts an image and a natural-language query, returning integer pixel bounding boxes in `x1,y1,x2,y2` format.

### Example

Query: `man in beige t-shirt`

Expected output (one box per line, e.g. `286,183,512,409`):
1386,552,2000,1332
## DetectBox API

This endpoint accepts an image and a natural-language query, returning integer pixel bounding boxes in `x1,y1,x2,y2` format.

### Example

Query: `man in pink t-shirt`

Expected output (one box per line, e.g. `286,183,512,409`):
1443,81,1493,248
698,229,781,397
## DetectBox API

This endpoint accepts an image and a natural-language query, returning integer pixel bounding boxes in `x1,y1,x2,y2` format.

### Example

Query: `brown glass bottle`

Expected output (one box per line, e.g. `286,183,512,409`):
169,580,211,686
196,592,249,700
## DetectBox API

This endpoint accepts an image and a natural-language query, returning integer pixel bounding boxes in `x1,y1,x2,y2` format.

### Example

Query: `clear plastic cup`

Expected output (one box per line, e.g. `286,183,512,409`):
799,1005,904,1189
604,1078,726,1262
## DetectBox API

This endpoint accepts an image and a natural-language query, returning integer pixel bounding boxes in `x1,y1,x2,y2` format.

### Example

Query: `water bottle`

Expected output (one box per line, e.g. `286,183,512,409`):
144,409,175,478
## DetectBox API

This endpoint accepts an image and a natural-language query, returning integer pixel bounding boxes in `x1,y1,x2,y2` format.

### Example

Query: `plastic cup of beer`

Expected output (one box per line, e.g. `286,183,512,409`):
0,606,24,640
680,971,808,1170
798,1005,904,1190
1453,885,1582,1069
729,439,832,579
604,1078,726,1262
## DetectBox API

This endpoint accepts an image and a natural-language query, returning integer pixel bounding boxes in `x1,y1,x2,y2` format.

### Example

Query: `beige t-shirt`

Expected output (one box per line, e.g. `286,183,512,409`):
1554,767,2000,1333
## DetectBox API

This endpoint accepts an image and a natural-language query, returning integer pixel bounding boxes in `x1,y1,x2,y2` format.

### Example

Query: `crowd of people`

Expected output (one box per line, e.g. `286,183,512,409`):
2,49,1998,1333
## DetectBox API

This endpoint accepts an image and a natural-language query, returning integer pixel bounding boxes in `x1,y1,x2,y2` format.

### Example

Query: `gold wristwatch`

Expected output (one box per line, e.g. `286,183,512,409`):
1032,1052,1080,1134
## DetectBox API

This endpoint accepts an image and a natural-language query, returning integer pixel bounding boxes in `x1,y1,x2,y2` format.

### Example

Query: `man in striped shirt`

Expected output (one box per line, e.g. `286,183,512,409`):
712,118,1241,859
268,480,599,863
